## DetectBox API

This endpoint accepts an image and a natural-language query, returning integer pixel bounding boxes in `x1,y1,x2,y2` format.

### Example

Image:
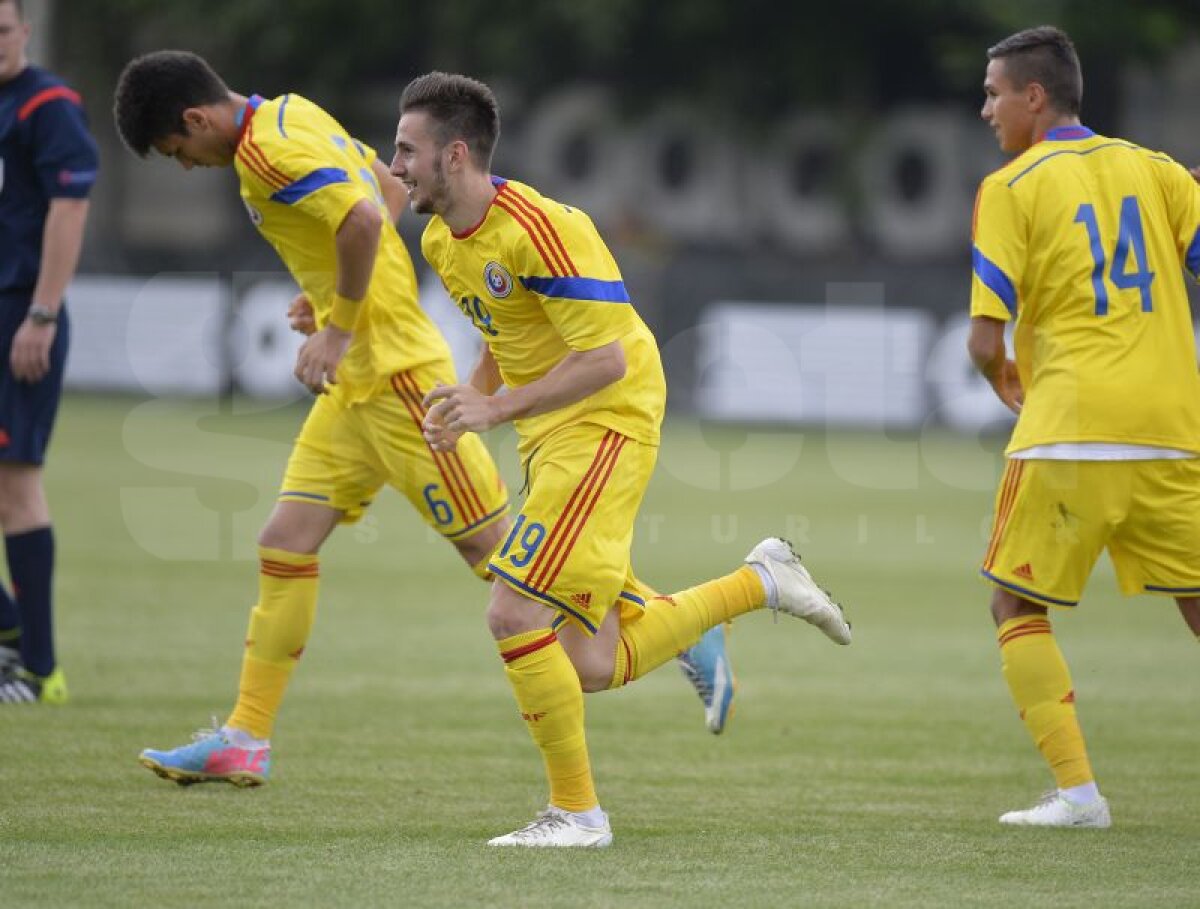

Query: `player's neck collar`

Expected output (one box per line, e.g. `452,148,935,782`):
236,94,265,143
1044,125,1093,141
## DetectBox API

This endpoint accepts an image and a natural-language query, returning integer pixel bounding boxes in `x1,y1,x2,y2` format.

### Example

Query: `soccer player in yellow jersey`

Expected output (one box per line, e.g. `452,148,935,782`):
111,52,729,787
968,26,1200,828
112,51,512,785
390,71,852,847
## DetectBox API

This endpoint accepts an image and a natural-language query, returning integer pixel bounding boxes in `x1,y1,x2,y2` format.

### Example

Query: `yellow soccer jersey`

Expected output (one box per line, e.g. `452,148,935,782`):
234,94,451,402
971,126,1200,453
421,178,666,454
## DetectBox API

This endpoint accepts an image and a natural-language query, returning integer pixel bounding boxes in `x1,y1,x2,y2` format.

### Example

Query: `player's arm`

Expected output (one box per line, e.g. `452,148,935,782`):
967,316,1022,414
468,344,503,395
10,198,90,382
287,170,396,334
422,342,626,449
371,158,408,223
13,86,97,383
293,199,382,392
332,199,382,302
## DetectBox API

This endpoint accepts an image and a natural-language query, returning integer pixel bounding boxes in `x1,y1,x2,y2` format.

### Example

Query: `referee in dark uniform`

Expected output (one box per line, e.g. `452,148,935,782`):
0,0,97,703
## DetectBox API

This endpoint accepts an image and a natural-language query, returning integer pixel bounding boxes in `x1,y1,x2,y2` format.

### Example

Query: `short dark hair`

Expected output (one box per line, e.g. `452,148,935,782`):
399,72,500,169
988,26,1082,116
113,50,229,156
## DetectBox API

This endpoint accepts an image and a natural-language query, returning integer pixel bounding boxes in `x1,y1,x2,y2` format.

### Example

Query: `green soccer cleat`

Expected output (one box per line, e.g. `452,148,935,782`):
0,666,68,704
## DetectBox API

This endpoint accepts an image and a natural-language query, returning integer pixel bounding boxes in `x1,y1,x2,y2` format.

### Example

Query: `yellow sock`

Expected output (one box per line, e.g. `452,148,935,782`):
614,566,763,686
499,629,596,812
998,615,1094,789
227,546,320,739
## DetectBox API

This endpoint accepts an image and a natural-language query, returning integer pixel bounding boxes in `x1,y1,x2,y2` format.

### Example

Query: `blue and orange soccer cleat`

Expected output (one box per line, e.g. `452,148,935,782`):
678,623,736,735
139,722,271,787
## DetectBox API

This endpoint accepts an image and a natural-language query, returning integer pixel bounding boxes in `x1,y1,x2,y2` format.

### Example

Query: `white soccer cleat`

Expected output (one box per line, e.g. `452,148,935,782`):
999,792,1111,828
745,538,851,645
487,806,613,848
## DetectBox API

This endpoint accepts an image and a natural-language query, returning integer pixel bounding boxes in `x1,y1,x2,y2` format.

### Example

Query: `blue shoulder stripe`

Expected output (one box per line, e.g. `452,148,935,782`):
972,245,1017,314
277,94,290,138
519,275,630,302
1187,227,1200,278
270,167,351,204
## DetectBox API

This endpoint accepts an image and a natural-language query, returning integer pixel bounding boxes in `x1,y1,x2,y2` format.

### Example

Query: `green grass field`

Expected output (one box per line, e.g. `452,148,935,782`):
1,394,1197,908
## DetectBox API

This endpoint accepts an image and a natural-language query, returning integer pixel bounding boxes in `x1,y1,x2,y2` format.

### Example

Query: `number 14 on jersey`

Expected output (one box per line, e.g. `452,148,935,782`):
1073,195,1155,315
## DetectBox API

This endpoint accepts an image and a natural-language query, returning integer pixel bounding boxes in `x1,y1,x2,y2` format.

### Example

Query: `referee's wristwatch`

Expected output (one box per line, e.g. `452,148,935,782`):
27,304,59,326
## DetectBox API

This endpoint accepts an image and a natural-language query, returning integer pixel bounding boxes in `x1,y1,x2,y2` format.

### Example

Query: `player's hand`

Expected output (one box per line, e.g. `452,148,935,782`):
287,293,317,336
9,318,56,383
422,383,499,450
989,358,1024,415
420,400,464,452
294,325,352,394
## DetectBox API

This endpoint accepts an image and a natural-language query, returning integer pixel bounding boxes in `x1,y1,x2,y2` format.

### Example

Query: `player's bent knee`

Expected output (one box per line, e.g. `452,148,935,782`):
990,587,1045,625
577,668,612,693
256,502,340,553
454,519,508,571
486,585,554,640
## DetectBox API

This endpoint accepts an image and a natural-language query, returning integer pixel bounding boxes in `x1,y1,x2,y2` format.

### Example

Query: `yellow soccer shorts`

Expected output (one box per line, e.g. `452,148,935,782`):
279,361,509,541
981,457,1200,607
487,422,658,635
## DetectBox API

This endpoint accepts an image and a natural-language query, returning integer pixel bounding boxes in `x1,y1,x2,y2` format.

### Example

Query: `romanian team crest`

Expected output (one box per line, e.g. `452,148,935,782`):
243,201,264,226
484,261,514,299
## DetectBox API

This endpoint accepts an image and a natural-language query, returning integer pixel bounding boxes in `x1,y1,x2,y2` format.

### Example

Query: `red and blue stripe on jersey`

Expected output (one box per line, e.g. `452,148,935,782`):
236,94,352,204
492,180,629,304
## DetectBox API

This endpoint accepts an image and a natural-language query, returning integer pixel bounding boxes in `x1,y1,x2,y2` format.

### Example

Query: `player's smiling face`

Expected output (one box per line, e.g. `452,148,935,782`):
0,1,31,83
392,110,451,215
981,58,1036,155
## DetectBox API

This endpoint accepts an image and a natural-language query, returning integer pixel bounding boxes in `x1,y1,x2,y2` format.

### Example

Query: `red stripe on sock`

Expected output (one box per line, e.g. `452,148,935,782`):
998,623,1052,647
501,632,558,663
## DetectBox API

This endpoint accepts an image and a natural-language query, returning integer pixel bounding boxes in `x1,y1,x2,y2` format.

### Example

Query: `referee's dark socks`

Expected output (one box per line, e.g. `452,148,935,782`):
6,527,55,678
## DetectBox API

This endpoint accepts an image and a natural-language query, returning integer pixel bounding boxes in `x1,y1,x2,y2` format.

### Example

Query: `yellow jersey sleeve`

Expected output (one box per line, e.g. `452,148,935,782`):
235,95,451,402
256,139,379,232
1154,156,1200,280
970,177,1026,322
505,203,635,351
241,98,381,234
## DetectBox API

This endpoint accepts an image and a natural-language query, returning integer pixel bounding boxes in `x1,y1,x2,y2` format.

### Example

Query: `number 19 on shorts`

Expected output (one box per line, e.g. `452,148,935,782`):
497,515,546,568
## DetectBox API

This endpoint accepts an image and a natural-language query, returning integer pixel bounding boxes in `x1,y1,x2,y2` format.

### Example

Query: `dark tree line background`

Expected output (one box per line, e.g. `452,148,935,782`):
54,0,1200,135
33,0,1200,405
34,0,1200,313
